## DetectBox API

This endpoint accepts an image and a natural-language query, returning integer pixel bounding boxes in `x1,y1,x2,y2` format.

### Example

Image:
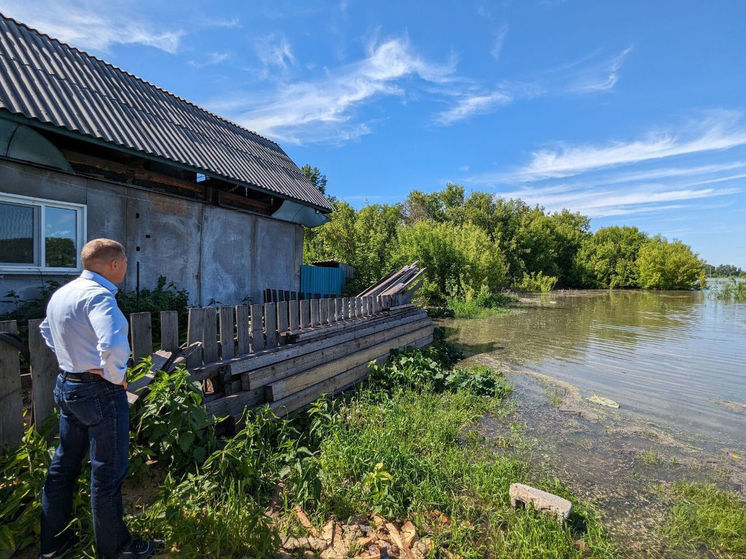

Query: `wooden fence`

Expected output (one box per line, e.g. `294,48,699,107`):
0,293,433,451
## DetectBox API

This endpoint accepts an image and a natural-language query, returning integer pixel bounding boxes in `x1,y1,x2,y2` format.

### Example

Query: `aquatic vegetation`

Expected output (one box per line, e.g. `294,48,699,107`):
711,278,746,302
663,482,746,556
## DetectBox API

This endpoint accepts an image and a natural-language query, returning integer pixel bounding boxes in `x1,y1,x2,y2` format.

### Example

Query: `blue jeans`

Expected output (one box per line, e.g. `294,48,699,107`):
41,375,132,558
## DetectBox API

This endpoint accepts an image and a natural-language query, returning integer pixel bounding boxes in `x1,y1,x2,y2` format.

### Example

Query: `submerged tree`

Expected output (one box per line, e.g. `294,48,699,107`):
636,236,705,290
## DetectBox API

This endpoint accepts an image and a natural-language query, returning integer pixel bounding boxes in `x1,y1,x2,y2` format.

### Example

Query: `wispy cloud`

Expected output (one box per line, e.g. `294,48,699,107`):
0,0,185,53
509,112,746,181
255,34,296,71
435,46,631,127
188,51,230,68
203,16,240,28
435,90,512,125
490,24,509,61
568,47,632,93
210,37,454,143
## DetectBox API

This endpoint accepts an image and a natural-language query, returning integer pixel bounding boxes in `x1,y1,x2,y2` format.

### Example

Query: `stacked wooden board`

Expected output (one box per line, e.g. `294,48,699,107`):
199,304,433,418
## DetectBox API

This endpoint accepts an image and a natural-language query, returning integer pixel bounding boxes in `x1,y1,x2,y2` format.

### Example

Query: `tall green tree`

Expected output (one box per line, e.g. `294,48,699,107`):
576,226,648,288
636,236,705,290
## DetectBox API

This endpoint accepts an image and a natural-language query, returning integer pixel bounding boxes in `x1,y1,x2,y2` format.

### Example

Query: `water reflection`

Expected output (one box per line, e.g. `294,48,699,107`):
443,290,746,445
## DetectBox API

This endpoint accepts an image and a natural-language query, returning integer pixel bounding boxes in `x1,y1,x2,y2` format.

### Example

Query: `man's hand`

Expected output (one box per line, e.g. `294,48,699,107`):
89,368,127,389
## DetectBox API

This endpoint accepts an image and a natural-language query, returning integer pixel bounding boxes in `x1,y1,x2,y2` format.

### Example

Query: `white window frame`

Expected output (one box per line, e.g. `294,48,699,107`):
0,192,86,273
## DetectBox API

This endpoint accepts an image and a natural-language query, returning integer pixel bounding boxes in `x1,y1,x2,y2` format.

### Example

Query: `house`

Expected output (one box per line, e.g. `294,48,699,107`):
0,14,333,312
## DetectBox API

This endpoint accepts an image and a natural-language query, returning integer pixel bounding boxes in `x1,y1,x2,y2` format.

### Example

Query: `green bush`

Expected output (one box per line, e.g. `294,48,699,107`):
514,271,558,292
711,279,746,301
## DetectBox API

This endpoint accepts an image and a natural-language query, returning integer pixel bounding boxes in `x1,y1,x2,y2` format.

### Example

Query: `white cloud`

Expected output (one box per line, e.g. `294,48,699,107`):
569,47,632,93
203,17,240,28
211,37,454,143
188,51,230,68
0,0,185,53
255,34,296,71
512,112,746,181
435,90,512,125
490,24,509,61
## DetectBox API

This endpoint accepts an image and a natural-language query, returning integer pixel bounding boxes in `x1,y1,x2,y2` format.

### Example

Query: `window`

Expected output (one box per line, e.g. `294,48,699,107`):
0,194,86,272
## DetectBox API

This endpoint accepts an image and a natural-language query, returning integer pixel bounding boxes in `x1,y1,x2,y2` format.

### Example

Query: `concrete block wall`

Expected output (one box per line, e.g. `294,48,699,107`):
0,160,303,312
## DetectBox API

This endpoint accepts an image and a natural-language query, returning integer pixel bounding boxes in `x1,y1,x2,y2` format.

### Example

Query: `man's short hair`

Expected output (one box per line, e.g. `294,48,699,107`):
81,239,126,270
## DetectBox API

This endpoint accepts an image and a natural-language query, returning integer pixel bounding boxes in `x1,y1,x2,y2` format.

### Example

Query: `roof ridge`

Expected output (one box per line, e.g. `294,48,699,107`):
0,12,283,150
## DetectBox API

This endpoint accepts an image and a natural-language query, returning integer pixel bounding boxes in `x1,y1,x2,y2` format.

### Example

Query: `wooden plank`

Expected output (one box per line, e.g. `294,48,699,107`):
186,308,206,369
319,298,327,326
266,324,434,401
251,303,265,352
265,302,277,347
130,312,153,363
28,318,58,428
203,308,219,364
235,305,251,355
249,318,433,391
277,301,289,335
0,320,23,451
356,298,363,318
160,311,179,353
300,300,310,329
342,297,349,320
219,306,235,360
310,299,319,327
270,334,432,416
289,300,299,332
205,388,265,419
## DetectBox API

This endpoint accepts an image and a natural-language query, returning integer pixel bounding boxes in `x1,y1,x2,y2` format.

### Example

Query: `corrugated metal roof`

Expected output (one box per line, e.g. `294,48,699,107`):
0,14,333,212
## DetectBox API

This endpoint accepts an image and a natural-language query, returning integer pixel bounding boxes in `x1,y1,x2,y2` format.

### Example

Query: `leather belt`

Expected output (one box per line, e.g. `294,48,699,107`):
60,371,102,382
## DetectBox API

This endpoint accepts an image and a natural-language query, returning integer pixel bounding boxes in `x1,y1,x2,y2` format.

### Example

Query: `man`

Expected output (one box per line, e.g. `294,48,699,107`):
39,239,158,559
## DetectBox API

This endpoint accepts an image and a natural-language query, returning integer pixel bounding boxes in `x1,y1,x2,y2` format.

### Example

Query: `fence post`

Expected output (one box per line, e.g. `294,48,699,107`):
28,318,57,428
310,299,319,327
130,312,153,364
289,300,299,332
0,320,24,451
300,300,310,330
277,301,289,337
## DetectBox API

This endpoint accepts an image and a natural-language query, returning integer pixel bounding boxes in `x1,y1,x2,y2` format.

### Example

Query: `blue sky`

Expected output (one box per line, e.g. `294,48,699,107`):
3,0,746,267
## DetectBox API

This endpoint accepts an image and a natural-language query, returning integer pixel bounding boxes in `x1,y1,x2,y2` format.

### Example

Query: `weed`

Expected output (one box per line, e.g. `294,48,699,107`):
515,271,558,292
130,365,217,471
636,449,663,466
711,278,746,302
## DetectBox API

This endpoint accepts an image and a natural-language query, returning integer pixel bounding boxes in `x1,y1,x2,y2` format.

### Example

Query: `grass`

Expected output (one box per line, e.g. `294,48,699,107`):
1,338,616,558
429,290,519,319
663,482,746,557
541,381,566,407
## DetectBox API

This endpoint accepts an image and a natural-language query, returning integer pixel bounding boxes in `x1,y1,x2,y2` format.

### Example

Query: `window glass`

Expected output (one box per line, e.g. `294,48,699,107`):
0,202,35,264
45,206,77,268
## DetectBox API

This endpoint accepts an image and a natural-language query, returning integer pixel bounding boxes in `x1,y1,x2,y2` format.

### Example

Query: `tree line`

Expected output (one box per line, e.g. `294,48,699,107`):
302,177,707,302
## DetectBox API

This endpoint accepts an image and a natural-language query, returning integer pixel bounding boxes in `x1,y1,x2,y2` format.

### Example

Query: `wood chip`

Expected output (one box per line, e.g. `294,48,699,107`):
322,519,336,542
385,522,414,559
400,521,417,548
294,505,319,537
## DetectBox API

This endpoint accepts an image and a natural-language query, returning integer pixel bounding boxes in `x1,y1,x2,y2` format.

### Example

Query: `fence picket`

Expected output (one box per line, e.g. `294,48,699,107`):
289,300,299,332
160,311,179,352
28,318,57,428
0,320,24,451
235,305,250,355
300,300,310,329
265,303,277,347
130,312,152,363
186,308,206,368
251,304,265,352
219,306,235,360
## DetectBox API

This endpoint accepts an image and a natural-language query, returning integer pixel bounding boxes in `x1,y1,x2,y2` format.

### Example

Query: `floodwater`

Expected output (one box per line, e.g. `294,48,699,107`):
443,290,745,447
441,290,746,556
